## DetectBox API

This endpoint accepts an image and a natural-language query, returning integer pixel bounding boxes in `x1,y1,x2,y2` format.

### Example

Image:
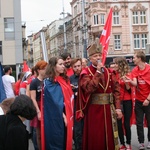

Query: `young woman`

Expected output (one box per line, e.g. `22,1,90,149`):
30,60,48,150
114,57,132,150
43,57,74,150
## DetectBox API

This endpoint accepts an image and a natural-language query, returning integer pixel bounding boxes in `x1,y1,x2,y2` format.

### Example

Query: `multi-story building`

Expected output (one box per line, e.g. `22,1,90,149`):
0,0,23,75
71,0,150,64
26,34,33,68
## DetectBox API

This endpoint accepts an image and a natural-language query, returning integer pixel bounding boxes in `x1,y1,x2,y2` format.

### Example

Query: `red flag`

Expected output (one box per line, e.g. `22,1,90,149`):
22,60,30,72
100,8,113,65
41,86,45,150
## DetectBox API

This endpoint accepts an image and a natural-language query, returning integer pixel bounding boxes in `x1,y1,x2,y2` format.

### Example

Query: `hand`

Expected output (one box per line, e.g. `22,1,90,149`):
37,111,41,121
143,99,149,106
122,76,131,83
116,111,123,119
63,113,67,127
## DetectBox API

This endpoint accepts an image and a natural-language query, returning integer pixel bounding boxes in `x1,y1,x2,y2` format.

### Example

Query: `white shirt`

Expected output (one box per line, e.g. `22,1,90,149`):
2,75,15,98
0,107,4,115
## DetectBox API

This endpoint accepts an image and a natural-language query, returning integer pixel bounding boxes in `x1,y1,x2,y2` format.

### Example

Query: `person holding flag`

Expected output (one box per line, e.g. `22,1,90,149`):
76,38,122,150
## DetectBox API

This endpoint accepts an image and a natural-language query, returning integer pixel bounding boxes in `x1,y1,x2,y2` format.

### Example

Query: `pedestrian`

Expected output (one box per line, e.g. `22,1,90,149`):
113,57,132,150
0,94,37,150
109,62,116,70
2,66,15,98
19,71,32,95
124,50,150,150
43,56,74,150
61,52,74,77
70,58,83,150
76,38,122,150
15,72,24,96
82,58,88,69
30,60,48,150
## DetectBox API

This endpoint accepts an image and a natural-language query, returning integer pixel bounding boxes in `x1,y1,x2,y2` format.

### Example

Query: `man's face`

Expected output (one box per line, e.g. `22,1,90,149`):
64,56,71,68
89,53,102,66
133,54,140,65
72,60,82,75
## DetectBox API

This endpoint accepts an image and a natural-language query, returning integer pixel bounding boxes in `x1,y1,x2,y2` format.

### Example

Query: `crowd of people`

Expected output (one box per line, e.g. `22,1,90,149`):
0,38,150,150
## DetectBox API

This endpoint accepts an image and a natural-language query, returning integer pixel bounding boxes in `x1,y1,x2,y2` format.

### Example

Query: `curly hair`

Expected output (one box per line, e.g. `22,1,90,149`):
114,57,130,77
9,95,37,120
45,57,69,82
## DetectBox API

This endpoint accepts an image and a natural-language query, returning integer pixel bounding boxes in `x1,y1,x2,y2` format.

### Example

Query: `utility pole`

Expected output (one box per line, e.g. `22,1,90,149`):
82,0,87,58
62,0,67,53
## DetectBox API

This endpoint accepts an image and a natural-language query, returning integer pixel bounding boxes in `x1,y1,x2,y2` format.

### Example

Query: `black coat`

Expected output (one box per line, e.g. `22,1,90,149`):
0,114,28,150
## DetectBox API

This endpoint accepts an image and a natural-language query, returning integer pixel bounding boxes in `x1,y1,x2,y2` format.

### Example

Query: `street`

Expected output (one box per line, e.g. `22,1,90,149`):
29,125,149,150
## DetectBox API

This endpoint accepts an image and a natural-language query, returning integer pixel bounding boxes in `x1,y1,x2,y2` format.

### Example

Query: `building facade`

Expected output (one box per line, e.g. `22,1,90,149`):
70,0,150,64
25,0,150,65
0,0,23,75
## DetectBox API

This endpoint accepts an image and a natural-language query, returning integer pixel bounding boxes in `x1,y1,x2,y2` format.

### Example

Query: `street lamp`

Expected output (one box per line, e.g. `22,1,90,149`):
60,0,67,53
82,0,88,58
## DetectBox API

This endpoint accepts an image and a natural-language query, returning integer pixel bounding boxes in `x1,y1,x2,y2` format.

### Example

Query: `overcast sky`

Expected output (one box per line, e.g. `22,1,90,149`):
21,0,72,37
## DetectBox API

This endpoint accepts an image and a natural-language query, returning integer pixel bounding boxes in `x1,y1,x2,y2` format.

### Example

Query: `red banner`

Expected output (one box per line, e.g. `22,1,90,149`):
100,8,113,65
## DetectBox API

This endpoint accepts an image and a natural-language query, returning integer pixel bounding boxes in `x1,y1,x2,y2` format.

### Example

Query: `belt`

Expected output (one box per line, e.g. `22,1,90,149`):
91,93,113,105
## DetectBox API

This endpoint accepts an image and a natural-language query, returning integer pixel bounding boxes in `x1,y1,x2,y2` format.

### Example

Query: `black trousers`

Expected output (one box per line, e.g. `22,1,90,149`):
117,100,132,145
73,118,84,150
135,100,150,143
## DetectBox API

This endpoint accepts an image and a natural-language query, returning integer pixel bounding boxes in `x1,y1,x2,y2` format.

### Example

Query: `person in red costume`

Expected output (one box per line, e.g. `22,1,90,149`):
113,57,132,150
124,50,150,150
76,38,122,150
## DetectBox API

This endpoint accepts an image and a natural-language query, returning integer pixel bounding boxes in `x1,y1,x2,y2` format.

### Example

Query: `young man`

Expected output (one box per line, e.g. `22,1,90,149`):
124,50,150,150
76,39,122,150
2,66,15,98
70,58,83,150
61,52,74,77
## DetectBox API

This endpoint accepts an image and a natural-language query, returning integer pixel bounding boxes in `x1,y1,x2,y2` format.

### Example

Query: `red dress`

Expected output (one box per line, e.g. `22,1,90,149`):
76,65,121,150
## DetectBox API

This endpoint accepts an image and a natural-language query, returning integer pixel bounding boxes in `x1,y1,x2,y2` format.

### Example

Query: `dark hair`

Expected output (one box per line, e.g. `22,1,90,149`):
9,95,37,120
61,52,71,60
109,62,115,67
4,66,11,73
45,57,68,82
17,72,24,80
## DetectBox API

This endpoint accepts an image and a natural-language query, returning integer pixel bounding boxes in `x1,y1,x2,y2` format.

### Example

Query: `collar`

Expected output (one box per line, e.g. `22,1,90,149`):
92,64,97,69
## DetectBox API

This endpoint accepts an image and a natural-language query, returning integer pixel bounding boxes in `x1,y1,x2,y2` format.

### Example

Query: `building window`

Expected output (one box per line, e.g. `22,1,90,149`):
133,11,146,24
100,14,105,24
113,12,119,25
133,11,138,24
114,35,121,50
140,11,146,24
134,34,147,49
4,18,15,40
94,14,99,25
134,34,140,49
93,0,97,1
141,34,147,49
0,41,2,55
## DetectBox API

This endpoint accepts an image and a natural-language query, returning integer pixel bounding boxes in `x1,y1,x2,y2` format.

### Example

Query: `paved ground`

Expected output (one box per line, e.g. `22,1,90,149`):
29,125,149,150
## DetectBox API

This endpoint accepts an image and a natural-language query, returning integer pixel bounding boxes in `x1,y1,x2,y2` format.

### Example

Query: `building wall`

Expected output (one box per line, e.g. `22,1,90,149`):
0,0,22,65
